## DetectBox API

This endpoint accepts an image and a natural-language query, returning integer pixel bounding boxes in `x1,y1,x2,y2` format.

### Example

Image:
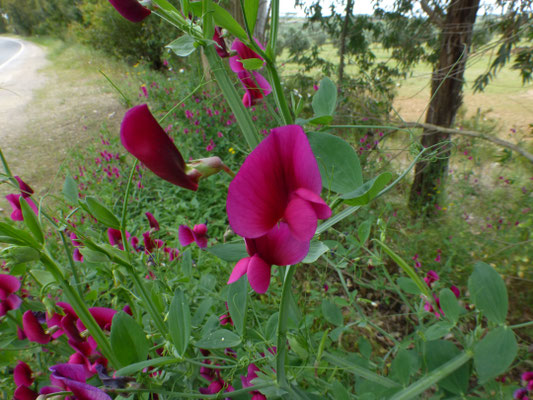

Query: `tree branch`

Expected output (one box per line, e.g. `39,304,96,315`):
397,121,533,163
419,0,444,27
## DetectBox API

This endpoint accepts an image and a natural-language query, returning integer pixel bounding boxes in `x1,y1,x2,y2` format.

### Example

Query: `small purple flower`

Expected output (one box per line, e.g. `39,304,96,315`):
145,212,160,231
22,311,51,344
5,194,38,221
179,224,208,248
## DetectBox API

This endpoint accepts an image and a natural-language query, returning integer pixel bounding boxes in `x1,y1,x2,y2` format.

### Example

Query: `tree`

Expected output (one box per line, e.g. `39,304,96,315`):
408,0,480,213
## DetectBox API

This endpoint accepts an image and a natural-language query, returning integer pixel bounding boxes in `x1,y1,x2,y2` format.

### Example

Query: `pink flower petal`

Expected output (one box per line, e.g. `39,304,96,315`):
145,212,160,231
227,125,322,239
293,188,332,220
284,196,317,241
14,385,38,400
22,311,51,344
246,255,271,294
0,274,21,300
120,104,198,191
178,225,195,246
14,361,33,387
249,223,310,266
228,257,251,284
89,307,117,331
15,176,34,198
108,0,151,23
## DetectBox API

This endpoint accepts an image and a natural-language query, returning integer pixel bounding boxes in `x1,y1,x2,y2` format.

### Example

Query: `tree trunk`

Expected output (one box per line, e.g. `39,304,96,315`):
338,0,354,84
226,0,246,28
408,0,480,215
254,0,271,44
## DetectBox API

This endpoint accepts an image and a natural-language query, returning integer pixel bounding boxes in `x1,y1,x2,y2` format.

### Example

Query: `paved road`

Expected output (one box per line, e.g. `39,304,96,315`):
0,37,48,140
0,37,23,67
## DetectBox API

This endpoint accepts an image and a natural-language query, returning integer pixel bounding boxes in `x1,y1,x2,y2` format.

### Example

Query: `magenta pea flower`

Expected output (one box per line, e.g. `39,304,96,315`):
13,385,38,400
213,27,229,58
49,363,111,400
241,364,267,400
227,125,331,242
145,212,160,231
179,224,208,248
228,223,310,293
15,176,34,198
14,361,34,387
0,274,22,316
5,194,38,221
424,270,439,288
229,39,272,107
108,0,151,23
120,104,199,191
22,311,51,344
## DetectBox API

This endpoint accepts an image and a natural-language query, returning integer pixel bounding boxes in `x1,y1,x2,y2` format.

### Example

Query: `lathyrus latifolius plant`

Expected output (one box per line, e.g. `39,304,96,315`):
0,1,531,399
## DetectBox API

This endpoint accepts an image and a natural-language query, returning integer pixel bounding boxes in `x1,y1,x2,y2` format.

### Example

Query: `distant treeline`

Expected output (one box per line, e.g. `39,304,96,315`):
0,0,175,69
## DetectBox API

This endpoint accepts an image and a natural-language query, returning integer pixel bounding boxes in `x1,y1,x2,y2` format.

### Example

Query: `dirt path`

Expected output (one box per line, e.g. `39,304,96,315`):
0,38,49,143
0,38,126,217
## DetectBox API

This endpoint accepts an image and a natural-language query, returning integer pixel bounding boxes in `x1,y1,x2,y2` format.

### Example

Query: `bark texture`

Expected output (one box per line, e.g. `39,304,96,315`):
409,0,480,214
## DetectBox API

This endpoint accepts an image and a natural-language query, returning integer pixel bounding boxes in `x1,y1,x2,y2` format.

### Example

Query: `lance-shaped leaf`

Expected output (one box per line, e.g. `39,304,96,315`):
227,276,247,336
169,289,191,356
111,311,150,368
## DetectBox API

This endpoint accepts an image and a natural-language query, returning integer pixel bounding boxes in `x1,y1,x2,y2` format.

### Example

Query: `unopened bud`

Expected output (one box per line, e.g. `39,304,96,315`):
186,157,235,180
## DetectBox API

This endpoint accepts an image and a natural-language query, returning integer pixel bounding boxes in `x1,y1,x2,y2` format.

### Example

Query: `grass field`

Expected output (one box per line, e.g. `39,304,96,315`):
279,40,533,134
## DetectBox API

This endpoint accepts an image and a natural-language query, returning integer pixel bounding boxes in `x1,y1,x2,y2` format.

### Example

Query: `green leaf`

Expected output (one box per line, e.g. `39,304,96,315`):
439,288,461,323
329,381,351,400
307,131,363,194
302,240,329,263
468,262,508,324
390,348,413,386
190,2,247,41
19,198,43,245
358,220,372,244
342,172,393,206
239,57,264,70
4,246,40,265
63,174,78,204
243,0,259,33
30,269,55,286
85,196,120,229
115,356,175,376
312,77,337,116
110,311,150,368
321,299,343,326
265,312,278,342
425,321,453,341
79,248,110,263
474,326,517,383
195,329,241,349
192,298,213,326
0,222,38,246
308,115,334,125
166,35,197,57
207,242,247,262
227,276,247,336
181,0,191,17
181,248,192,276
397,277,421,295
168,290,191,357
426,340,470,395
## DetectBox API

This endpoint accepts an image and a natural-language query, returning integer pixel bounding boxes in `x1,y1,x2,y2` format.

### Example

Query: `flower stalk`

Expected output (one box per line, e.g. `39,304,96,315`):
276,265,295,388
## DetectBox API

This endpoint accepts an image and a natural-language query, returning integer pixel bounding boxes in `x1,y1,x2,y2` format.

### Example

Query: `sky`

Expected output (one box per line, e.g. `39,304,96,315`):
279,0,502,17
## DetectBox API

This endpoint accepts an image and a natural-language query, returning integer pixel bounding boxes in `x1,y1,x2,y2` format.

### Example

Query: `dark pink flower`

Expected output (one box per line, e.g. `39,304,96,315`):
89,307,117,331
241,364,267,400
120,104,199,191
514,388,528,400
229,39,272,107
178,224,208,248
5,194,38,221
213,27,229,58
22,311,51,344
227,125,330,242
450,285,460,298
424,270,439,288
107,228,129,250
145,212,160,231
0,274,20,299
49,363,111,400
228,224,309,293
15,176,34,198
13,385,38,400
108,0,151,23
14,361,33,387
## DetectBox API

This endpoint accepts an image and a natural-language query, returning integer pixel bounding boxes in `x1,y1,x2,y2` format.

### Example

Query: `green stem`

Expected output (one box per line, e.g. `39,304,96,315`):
266,63,293,125
276,265,296,388
0,147,16,184
110,384,271,398
204,45,260,149
390,351,473,400
268,0,280,56
510,320,533,329
59,230,82,296
40,253,120,368
120,160,167,336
